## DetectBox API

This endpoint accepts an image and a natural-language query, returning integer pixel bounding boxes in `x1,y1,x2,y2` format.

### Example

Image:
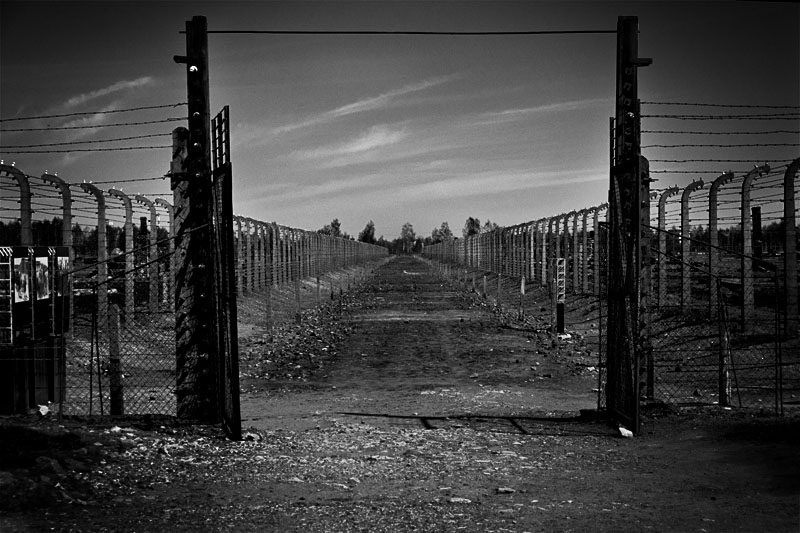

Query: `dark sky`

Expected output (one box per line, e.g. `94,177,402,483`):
1,1,798,237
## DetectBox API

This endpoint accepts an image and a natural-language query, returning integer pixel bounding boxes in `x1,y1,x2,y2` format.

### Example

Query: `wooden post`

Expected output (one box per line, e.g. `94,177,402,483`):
171,15,218,421
606,15,651,434
108,304,124,415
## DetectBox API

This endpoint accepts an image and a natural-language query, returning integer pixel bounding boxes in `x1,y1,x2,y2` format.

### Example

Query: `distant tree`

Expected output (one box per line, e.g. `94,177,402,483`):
431,221,453,244
462,217,481,238
358,220,377,244
481,219,499,233
400,222,416,254
318,218,342,237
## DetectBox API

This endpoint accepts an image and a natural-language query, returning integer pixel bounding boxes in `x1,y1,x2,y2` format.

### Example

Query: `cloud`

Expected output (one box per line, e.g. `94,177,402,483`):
62,77,154,108
291,125,407,161
269,74,455,136
474,97,612,124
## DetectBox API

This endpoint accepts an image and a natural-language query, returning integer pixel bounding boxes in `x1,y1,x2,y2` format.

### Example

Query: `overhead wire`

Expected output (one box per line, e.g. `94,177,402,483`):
0,117,184,132
0,103,187,123
641,101,800,110
0,133,171,149
1,145,172,154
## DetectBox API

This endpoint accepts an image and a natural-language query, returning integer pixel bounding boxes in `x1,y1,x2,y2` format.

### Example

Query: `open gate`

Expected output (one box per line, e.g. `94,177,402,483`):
210,105,241,440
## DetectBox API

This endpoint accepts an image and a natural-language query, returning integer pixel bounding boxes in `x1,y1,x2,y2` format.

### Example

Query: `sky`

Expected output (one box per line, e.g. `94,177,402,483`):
1,0,798,240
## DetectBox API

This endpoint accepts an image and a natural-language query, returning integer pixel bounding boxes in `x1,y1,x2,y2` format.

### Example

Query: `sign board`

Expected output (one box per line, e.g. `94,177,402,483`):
0,246,70,345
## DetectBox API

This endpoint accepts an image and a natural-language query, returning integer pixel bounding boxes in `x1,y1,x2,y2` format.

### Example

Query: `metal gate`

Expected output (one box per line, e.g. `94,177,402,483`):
210,106,241,440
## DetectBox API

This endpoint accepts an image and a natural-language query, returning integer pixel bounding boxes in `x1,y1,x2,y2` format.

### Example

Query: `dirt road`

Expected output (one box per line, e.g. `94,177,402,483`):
1,256,798,532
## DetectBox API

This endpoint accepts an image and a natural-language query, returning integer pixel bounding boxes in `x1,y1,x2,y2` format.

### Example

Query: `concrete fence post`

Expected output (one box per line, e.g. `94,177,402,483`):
41,173,74,331
135,195,159,313
573,211,582,294
708,173,734,314
108,304,124,415
233,217,243,295
680,180,705,311
784,159,799,337
80,182,108,335
108,189,135,320
741,165,769,330
657,187,680,309
1,165,33,245
154,198,175,307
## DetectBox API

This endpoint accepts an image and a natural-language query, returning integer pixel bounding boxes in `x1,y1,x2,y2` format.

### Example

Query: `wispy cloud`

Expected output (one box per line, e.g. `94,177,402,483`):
474,97,612,125
291,125,407,161
62,77,154,108
269,75,455,136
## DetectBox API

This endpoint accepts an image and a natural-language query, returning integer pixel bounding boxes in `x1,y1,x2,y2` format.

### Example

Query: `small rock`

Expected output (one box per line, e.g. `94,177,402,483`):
449,497,472,504
619,427,634,438
497,487,516,494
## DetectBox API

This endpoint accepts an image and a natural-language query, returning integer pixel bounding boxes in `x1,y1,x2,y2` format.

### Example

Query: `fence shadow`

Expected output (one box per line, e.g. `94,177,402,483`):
336,410,618,437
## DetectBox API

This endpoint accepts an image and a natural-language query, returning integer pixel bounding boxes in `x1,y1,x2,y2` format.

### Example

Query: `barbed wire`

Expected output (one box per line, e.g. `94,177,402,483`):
0,103,187,123
0,117,184,132
649,159,790,163
1,133,171,149
643,143,799,148
640,101,800,110
642,113,800,120
1,145,172,154
642,129,799,135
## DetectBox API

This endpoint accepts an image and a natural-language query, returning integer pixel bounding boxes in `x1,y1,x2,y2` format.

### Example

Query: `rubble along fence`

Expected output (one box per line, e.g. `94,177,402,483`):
422,158,799,414
0,163,387,416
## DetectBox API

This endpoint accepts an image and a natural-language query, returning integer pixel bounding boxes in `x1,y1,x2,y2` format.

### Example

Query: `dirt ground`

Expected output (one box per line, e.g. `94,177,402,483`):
1,256,798,532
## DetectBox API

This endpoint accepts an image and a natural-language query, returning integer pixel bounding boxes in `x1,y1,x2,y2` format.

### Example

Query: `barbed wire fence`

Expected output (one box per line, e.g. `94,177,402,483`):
424,148,799,414
1,98,388,417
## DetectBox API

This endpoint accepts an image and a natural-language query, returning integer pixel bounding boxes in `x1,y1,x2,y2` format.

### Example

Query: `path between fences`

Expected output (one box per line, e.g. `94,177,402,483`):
239,255,599,432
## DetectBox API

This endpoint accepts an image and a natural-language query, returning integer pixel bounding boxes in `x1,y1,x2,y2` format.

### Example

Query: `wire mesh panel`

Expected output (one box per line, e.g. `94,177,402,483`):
647,225,784,411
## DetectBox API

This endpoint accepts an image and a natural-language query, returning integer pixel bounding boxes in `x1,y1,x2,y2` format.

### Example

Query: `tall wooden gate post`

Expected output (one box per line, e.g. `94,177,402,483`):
606,15,651,433
171,15,218,421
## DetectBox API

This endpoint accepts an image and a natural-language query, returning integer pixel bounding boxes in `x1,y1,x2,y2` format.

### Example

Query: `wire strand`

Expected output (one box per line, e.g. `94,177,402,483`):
641,101,800,110
0,103,187,123
1,145,171,154
0,117,184,132
201,29,617,35
0,133,171,149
